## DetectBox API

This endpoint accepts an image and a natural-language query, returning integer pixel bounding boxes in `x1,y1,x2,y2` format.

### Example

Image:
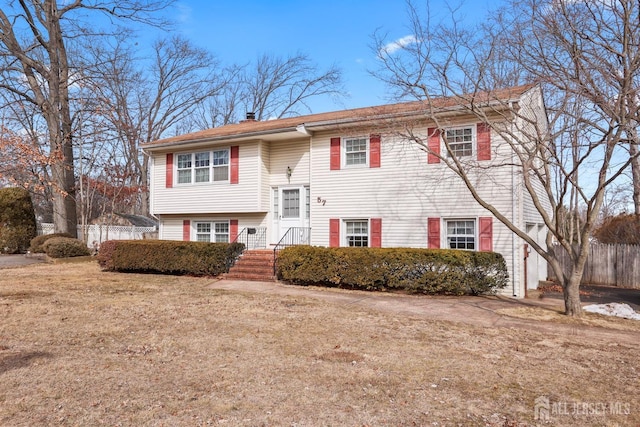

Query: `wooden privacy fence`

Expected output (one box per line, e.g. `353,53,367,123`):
549,243,640,289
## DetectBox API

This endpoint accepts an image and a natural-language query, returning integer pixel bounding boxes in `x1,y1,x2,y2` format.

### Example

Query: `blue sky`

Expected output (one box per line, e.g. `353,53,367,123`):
163,0,501,113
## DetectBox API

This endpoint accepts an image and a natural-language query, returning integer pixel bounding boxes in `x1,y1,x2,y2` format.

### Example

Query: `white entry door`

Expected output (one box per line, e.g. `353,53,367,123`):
272,186,308,243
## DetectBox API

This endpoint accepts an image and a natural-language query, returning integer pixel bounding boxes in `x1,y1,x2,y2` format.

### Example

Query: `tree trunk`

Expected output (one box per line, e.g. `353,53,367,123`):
139,155,150,217
629,137,640,215
50,161,78,238
562,272,583,317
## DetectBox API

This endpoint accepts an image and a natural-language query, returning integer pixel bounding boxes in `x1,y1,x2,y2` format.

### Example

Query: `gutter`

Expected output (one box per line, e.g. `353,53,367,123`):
142,126,301,151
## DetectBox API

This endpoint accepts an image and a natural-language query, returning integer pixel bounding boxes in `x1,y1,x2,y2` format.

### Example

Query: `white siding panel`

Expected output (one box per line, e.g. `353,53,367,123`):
269,139,310,186
159,214,268,241
310,126,521,296
151,142,263,214
310,129,516,246
260,141,271,212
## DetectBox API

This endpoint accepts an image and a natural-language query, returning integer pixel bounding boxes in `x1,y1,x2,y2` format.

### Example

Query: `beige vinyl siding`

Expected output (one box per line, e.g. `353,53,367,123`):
268,139,310,187
259,141,271,213
159,213,268,241
310,126,516,245
151,141,264,215
310,125,520,295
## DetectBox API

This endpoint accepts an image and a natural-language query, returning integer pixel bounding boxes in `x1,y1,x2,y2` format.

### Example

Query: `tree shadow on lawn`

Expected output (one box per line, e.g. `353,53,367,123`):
0,350,52,375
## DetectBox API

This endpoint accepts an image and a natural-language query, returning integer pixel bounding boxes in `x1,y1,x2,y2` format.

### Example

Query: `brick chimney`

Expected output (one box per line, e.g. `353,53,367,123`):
241,112,256,123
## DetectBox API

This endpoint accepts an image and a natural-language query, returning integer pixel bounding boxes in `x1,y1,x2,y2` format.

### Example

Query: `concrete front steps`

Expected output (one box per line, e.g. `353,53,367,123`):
224,249,276,281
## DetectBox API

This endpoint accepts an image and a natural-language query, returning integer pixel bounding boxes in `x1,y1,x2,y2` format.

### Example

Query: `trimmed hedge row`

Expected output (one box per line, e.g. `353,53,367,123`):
97,240,245,276
276,246,508,295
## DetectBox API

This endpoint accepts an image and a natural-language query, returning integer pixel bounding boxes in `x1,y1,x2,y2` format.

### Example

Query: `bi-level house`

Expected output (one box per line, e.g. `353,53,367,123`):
142,84,548,297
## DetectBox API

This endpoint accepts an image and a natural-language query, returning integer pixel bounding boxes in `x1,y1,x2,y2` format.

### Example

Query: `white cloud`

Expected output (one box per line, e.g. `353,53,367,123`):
379,35,417,56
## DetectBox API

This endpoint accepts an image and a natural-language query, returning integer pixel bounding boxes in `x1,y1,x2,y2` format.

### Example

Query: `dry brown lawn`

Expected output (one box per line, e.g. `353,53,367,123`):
0,261,638,426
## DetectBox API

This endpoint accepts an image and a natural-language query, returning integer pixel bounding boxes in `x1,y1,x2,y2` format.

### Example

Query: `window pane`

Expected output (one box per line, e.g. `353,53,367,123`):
177,170,192,184
195,152,210,167
282,189,300,218
195,168,209,183
446,220,475,250
213,165,229,181
446,128,473,158
196,223,211,242
346,220,368,247
214,222,229,243
177,154,191,169
213,150,228,165
305,186,310,219
273,188,279,217
345,138,367,165
346,152,367,165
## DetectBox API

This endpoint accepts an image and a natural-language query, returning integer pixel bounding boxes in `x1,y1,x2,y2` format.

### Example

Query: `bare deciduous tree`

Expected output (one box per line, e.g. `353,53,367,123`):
88,34,223,216
193,52,344,128
0,0,172,237
373,0,639,316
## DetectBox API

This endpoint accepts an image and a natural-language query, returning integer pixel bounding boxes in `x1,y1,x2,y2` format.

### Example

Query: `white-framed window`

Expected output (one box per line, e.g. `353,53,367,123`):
212,149,229,181
177,153,193,184
175,149,229,184
195,221,230,243
345,219,368,247
195,222,211,242
194,152,210,183
344,137,368,166
445,127,474,158
446,219,476,250
272,187,279,218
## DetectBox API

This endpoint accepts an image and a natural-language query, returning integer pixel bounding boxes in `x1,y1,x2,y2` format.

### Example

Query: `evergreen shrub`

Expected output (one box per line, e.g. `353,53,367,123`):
42,237,91,258
0,187,37,254
29,232,74,253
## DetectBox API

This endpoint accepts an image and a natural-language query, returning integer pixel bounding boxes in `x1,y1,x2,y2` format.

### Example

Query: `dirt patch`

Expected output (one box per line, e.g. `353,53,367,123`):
0,262,638,426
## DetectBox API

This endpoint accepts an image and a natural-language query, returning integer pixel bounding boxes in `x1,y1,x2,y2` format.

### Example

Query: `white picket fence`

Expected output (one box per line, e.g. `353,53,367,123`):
38,223,157,248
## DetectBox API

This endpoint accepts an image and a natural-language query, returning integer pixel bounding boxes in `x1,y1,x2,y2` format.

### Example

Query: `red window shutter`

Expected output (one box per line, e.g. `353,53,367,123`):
479,217,493,252
182,220,190,241
428,217,440,248
329,218,340,247
427,128,441,164
370,218,382,247
369,134,381,168
166,153,173,188
330,137,341,170
230,146,239,184
230,219,238,242
477,123,491,161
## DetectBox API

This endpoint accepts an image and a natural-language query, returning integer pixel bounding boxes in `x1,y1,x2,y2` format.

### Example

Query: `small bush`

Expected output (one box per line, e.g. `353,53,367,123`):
276,246,508,295
593,214,640,244
0,187,37,254
97,240,245,276
42,237,91,258
29,232,74,253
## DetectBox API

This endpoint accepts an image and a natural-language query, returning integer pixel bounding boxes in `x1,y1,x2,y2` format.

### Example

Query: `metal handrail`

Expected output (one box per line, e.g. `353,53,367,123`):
272,227,311,276
232,227,267,250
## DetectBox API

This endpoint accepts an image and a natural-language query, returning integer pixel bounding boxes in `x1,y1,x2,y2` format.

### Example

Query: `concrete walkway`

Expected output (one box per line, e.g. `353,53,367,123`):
207,279,640,343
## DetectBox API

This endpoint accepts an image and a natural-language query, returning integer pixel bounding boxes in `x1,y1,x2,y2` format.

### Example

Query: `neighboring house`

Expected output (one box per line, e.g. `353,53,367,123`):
141,84,548,297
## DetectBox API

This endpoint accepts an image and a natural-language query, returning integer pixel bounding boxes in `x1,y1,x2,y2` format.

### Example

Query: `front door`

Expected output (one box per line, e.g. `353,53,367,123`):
272,186,308,243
